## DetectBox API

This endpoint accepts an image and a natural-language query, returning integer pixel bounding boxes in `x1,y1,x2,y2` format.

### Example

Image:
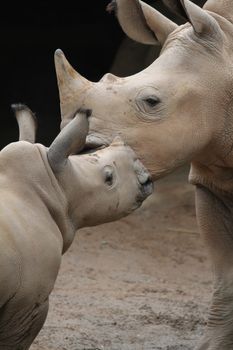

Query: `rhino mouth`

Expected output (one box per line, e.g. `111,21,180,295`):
78,134,108,155
85,134,110,151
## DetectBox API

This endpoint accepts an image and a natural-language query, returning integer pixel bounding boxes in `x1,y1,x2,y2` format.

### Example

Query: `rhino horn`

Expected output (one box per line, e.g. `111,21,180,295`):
54,49,92,120
11,103,37,144
180,0,223,41
47,110,89,173
107,0,177,45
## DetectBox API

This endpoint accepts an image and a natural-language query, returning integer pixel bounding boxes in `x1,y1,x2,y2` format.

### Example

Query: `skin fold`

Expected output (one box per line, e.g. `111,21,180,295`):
54,0,233,348
0,105,152,349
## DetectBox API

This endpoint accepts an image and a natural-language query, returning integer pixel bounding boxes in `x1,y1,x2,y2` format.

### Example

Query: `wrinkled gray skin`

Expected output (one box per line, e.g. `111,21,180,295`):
54,0,233,348
0,104,152,349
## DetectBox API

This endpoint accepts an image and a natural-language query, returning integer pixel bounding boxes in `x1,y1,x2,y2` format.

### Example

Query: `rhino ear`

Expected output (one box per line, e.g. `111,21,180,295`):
107,0,178,45
180,0,223,41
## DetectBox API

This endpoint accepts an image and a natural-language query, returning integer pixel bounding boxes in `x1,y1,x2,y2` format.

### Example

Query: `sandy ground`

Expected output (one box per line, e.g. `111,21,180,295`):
31,165,213,350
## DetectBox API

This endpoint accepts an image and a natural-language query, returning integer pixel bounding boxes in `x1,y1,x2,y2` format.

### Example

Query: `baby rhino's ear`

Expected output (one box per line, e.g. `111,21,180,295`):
110,136,126,147
47,111,89,173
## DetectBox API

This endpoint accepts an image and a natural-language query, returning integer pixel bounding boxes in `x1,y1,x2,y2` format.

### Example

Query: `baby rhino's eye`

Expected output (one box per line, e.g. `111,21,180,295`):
105,172,113,186
103,165,115,187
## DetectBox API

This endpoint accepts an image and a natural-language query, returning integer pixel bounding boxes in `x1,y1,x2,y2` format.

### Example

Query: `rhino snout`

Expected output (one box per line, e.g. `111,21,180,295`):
138,173,153,201
140,174,153,195
134,160,154,201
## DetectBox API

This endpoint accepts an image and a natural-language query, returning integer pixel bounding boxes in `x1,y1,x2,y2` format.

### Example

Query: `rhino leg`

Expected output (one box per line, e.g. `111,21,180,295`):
195,186,233,350
0,298,49,350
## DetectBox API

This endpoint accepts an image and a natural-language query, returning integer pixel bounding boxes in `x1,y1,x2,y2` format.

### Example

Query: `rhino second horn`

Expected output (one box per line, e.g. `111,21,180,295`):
48,111,89,173
54,49,92,120
11,103,37,144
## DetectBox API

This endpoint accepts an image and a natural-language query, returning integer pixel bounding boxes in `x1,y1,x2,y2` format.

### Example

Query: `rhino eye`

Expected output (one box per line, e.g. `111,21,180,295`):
105,172,113,186
103,166,115,187
143,96,160,108
135,88,162,119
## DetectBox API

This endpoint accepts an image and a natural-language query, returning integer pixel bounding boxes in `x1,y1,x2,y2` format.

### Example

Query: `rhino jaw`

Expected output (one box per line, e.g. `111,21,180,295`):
85,134,111,150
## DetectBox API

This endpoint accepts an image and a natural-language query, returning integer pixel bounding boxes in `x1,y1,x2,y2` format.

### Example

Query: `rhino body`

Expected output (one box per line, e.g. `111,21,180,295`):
0,105,152,349
54,0,233,348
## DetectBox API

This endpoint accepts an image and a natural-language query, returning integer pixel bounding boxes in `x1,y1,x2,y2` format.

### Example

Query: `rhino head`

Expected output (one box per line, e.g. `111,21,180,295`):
54,0,233,182
11,105,152,248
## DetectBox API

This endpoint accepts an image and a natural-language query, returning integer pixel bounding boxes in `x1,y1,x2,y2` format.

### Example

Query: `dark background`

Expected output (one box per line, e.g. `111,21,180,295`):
0,0,205,149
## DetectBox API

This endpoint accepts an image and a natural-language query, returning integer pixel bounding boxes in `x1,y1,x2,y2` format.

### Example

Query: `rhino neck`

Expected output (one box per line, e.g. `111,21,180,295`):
189,101,233,194
189,139,233,195
36,144,76,253
0,141,75,254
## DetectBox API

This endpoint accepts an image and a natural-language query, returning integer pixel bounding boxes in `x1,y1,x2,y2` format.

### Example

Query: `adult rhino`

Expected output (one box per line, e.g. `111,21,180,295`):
54,0,233,349
0,104,152,349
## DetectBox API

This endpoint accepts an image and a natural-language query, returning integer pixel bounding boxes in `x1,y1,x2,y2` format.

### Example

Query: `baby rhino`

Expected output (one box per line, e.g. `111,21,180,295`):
0,105,153,350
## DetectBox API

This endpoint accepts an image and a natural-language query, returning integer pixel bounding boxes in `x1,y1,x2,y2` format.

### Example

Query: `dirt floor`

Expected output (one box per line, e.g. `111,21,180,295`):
31,165,213,350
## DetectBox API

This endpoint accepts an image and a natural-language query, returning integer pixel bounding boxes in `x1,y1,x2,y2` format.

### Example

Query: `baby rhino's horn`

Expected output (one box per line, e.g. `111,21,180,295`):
11,104,37,144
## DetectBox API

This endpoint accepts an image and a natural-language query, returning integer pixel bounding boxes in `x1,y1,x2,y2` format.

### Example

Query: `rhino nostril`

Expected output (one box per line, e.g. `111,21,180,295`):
142,173,152,184
138,172,152,185
139,175,153,197
142,176,152,187
73,108,92,119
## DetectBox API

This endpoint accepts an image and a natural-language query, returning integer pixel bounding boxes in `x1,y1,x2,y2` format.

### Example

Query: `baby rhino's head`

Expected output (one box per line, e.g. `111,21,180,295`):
47,108,153,228
58,137,153,228
13,105,153,229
